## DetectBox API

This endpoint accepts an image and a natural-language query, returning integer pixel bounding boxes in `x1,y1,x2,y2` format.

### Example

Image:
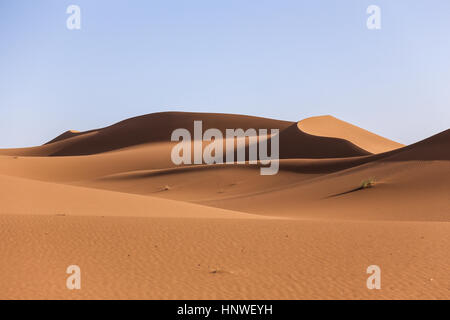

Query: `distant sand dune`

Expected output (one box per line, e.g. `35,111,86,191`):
0,112,372,158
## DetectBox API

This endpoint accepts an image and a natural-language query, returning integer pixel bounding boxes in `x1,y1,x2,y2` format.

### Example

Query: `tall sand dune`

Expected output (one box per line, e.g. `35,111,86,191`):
277,122,370,159
0,112,376,158
0,112,292,157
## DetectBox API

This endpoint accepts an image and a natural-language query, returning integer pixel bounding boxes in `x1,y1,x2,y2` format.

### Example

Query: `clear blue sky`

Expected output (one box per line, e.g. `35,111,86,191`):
1,0,449,147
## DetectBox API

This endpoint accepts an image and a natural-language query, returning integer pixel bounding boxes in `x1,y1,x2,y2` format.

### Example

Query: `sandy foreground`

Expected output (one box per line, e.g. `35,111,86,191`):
0,112,449,299
1,215,448,300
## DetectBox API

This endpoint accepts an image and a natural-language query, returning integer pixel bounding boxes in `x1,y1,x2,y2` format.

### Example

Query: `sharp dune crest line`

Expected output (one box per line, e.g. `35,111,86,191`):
0,111,449,299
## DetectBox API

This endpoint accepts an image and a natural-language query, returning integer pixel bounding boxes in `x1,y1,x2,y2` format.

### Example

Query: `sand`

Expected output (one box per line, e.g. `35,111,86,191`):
0,112,448,299
298,115,404,154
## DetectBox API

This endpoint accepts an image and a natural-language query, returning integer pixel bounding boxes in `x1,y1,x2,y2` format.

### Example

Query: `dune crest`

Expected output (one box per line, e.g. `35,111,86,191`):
298,115,404,154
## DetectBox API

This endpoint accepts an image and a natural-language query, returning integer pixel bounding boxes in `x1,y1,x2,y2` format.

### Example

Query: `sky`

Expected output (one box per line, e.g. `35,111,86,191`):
1,0,449,148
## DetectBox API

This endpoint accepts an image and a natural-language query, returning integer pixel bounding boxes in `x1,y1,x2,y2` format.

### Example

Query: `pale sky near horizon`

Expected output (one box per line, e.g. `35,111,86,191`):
1,0,449,148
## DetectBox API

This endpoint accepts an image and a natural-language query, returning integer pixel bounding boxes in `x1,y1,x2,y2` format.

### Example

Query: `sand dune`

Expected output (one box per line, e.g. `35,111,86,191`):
277,122,371,159
298,115,404,154
0,112,374,159
382,129,450,161
0,112,293,157
0,111,448,299
0,174,264,219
